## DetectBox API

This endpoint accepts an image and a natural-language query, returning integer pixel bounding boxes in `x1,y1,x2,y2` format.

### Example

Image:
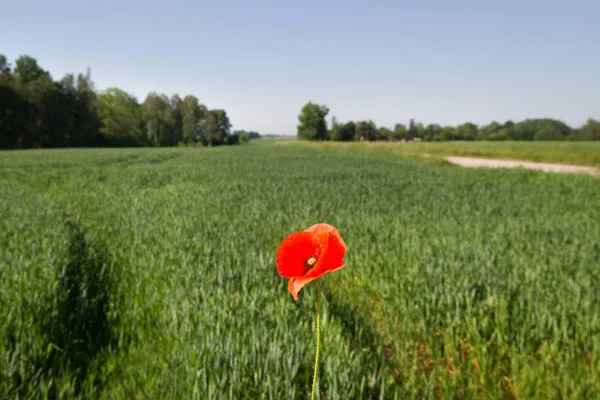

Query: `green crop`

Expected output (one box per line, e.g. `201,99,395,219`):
1,145,598,399
289,140,600,167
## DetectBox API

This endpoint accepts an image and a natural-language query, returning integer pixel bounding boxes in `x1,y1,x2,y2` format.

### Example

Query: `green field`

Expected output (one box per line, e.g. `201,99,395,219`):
288,140,600,167
1,145,599,399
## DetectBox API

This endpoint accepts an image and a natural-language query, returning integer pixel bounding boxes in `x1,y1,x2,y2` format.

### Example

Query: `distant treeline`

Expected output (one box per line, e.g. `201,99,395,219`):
232,130,261,140
297,102,600,142
0,54,263,150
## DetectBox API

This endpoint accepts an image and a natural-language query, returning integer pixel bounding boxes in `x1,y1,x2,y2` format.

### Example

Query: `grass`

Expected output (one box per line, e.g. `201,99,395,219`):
1,145,599,399
284,140,600,167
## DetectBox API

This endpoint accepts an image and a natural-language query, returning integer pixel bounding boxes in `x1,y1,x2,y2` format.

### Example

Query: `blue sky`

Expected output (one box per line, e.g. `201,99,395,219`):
2,0,599,134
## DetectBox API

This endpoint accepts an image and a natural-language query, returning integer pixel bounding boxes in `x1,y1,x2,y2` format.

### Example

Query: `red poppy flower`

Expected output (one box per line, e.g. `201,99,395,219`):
276,223,347,300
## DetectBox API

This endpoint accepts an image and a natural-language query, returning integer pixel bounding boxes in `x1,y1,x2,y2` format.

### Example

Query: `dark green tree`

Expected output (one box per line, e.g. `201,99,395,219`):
455,122,479,140
577,119,600,140
355,120,378,141
12,55,54,147
533,119,572,140
0,53,237,149
435,126,456,141
171,95,184,144
378,126,393,141
297,102,329,140
478,121,502,140
201,109,232,146
0,55,11,80
142,93,176,146
407,119,418,139
340,121,356,142
329,117,343,141
14,56,49,84
393,124,406,140
0,55,22,149
423,124,442,141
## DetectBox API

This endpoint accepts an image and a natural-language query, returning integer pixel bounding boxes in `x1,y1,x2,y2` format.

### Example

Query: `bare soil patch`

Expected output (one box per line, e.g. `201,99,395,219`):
445,156,598,175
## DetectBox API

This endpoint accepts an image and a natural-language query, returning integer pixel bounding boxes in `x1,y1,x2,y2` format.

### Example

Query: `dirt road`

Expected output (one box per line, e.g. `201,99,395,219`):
445,156,598,175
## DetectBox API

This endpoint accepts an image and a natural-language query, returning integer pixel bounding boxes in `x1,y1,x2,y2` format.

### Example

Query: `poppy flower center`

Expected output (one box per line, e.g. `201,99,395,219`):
304,256,318,271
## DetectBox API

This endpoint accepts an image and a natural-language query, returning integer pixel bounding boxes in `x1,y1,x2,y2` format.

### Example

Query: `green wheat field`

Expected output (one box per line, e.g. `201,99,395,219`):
1,143,599,399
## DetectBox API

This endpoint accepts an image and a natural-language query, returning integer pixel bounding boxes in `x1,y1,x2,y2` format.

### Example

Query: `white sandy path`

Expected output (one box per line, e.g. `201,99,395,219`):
445,156,598,175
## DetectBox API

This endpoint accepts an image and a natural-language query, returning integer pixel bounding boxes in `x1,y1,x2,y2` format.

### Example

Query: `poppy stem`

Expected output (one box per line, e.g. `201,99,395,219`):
311,278,321,400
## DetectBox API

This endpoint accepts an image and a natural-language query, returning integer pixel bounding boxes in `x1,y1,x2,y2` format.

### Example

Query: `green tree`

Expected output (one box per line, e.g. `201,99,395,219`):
211,110,231,137
407,119,418,139
1,55,101,148
479,121,502,140
508,119,572,141
423,124,442,141
0,55,22,149
329,117,343,141
14,55,49,84
378,126,393,141
435,126,456,141
171,95,184,144
297,102,329,140
0,55,11,81
393,123,406,140
355,120,378,141
340,121,356,141
329,120,355,141
510,121,534,140
46,70,100,147
201,109,232,146
0,83,27,149
533,119,572,140
488,121,513,140
238,133,250,144
98,88,143,142
12,55,54,148
179,95,207,144
455,122,479,140
232,130,260,140
0,53,237,149
577,119,600,140
142,93,176,146
46,74,77,147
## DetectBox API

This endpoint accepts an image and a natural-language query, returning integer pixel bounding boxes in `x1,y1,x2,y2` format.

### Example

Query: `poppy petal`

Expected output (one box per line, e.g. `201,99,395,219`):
303,232,347,280
305,223,347,252
320,231,347,271
276,231,320,278
288,276,317,301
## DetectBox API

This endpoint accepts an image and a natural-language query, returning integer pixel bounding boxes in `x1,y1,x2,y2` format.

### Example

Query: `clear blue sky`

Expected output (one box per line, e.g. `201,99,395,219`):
2,0,599,134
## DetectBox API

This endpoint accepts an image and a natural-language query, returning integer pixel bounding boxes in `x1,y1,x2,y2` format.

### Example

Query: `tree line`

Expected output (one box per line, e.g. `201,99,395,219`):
0,54,262,149
297,102,600,142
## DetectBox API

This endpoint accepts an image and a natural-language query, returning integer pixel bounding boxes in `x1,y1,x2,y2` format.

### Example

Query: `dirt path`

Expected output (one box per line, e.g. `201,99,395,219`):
445,156,598,175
